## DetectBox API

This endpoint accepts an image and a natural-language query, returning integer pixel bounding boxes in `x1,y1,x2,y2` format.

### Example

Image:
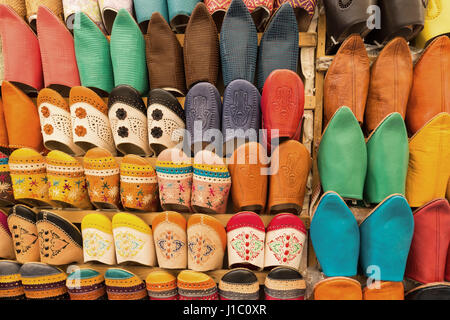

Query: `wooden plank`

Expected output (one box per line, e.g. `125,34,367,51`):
176,32,318,48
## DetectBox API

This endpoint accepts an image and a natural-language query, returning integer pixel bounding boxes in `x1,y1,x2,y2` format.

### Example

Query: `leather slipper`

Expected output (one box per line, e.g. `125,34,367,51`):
0,260,25,300
264,266,306,300
219,268,259,300
81,213,116,265
20,262,69,299
66,268,107,300
146,271,178,300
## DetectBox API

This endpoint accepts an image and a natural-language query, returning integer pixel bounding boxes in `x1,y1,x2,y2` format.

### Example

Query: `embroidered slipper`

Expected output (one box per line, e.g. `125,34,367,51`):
228,142,268,214
146,271,178,300
177,270,218,300
219,268,259,300
108,85,151,156
134,0,169,32
46,150,92,210
264,213,306,270
73,11,114,95
264,266,306,300
313,277,362,300
98,0,134,34
152,211,187,269
226,212,265,270
192,150,231,214
9,149,53,208
81,213,116,265
110,9,148,95
243,0,274,31
168,0,201,34
268,140,311,215
274,0,317,31
66,268,107,300
19,262,69,300
36,6,80,95
112,212,156,266
363,281,404,300
256,3,298,91
0,5,43,94
69,86,116,155
83,147,120,210
187,214,226,272
104,268,148,300
147,89,186,156
119,154,158,212
146,13,186,96
416,0,450,49
63,0,104,32
0,260,25,300
0,152,15,206
2,82,44,152
183,2,219,88
204,0,231,30
156,148,193,213
0,209,14,259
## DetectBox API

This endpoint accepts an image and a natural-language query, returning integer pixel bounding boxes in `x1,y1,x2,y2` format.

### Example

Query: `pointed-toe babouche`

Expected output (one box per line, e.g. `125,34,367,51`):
264,267,306,300
359,194,414,282
261,69,304,151
81,213,116,265
152,211,187,269
119,155,158,212
83,147,120,210
155,148,193,213
104,268,148,300
416,0,450,49
110,9,148,95
147,89,186,155
192,150,231,214
36,210,83,265
220,0,258,87
226,212,265,270
73,12,114,94
187,214,226,272
183,2,219,89
364,113,409,204
219,268,259,300
108,85,151,156
324,35,370,125
146,13,186,96
363,281,404,300
146,271,178,300
256,3,298,91
46,150,92,209
405,113,450,208
25,0,64,30
0,152,15,206
268,140,311,215
9,149,52,208
405,283,450,300
98,0,134,35
274,0,317,31
2,81,44,151
20,263,69,300
63,0,104,32
0,209,14,259
0,4,43,93
134,0,169,32
7,205,40,263
310,192,359,277
406,36,450,135
264,213,306,270
66,268,107,300
314,277,362,300
112,213,156,266
69,86,116,154
37,88,83,156
177,270,219,300
204,0,231,30
168,0,201,33
405,199,450,284
0,260,25,300
228,142,268,214
185,82,222,151
36,6,80,95
318,106,367,200
243,0,274,31
364,37,413,133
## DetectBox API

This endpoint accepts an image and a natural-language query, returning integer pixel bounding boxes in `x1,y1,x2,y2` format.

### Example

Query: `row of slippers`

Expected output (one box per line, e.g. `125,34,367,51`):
0,206,308,272
0,141,311,215
324,34,450,138
0,0,303,99
1,260,449,300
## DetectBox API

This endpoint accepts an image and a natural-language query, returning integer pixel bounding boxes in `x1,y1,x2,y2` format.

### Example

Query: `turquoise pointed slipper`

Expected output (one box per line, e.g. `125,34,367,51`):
310,191,360,277
360,194,414,282
74,12,114,94
318,106,367,200
110,9,149,95
364,113,409,204
134,0,169,31
168,0,200,33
